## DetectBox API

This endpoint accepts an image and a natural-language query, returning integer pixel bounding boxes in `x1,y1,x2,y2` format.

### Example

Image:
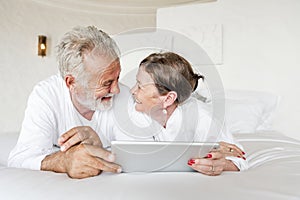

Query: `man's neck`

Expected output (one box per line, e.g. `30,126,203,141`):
71,95,95,121
74,103,95,121
79,109,95,121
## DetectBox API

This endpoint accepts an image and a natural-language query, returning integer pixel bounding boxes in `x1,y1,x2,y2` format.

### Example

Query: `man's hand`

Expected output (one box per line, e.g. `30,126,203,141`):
58,126,102,151
41,143,122,179
41,126,122,179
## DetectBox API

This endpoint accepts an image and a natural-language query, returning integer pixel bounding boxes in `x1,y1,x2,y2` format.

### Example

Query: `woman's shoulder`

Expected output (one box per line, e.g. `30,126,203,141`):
181,97,212,117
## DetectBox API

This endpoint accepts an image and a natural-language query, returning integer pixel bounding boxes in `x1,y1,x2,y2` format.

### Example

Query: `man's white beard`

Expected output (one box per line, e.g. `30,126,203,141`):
95,95,113,111
76,92,114,111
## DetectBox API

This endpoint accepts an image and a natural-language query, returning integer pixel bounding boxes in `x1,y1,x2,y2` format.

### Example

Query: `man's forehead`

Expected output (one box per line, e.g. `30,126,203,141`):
100,62,120,76
83,49,120,71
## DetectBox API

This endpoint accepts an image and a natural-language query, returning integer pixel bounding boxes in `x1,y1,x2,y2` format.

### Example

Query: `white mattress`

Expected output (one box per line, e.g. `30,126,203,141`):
0,131,299,200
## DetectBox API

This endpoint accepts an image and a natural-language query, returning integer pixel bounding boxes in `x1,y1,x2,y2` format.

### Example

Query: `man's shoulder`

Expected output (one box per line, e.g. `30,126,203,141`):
29,74,67,103
35,74,63,87
33,74,65,93
181,97,212,119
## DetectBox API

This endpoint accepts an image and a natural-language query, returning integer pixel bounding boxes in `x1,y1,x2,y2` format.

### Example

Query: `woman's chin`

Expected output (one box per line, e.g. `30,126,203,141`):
135,104,144,113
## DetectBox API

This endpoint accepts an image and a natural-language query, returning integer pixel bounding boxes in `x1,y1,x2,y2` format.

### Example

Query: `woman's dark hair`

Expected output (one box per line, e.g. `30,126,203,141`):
140,52,204,104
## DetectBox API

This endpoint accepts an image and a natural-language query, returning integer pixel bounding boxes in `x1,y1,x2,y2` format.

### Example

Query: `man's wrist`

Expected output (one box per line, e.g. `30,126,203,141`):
41,151,67,173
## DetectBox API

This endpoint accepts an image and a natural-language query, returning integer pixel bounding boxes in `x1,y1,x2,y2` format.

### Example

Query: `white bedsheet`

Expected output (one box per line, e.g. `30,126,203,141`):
0,131,299,200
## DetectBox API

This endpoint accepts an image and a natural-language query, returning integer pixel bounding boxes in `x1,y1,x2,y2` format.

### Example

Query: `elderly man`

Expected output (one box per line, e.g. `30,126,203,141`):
8,26,127,179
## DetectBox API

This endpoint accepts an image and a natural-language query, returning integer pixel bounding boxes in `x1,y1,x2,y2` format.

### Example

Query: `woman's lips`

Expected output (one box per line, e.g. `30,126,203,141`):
135,98,141,104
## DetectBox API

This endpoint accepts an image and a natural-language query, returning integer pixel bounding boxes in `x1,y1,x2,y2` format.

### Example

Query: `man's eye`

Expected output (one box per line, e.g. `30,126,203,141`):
103,81,113,87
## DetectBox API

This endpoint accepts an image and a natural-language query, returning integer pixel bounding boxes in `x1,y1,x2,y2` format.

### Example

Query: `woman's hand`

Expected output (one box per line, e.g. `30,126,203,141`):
58,126,102,152
187,141,246,176
187,151,239,176
219,141,246,160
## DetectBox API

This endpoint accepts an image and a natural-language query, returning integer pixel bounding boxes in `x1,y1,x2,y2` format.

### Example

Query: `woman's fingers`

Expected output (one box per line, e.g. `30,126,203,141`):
219,141,246,159
188,158,225,176
188,152,226,176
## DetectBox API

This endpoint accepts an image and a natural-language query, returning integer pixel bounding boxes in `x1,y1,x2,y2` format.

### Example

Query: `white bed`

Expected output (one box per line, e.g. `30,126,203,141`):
1,90,299,199
1,131,300,200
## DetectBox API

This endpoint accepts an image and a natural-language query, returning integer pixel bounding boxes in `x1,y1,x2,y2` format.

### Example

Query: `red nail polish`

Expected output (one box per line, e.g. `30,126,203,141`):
206,154,212,158
187,162,192,166
243,157,246,160
242,151,245,155
188,159,195,164
237,156,241,158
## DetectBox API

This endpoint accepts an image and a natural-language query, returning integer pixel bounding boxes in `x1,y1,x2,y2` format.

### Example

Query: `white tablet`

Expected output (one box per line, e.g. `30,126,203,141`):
111,141,219,173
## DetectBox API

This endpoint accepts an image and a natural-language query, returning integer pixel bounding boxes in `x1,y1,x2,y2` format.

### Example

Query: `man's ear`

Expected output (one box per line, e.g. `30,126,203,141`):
65,75,75,90
162,91,177,108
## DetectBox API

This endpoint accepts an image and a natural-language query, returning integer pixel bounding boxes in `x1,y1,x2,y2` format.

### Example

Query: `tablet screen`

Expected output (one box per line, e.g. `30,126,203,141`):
111,141,219,172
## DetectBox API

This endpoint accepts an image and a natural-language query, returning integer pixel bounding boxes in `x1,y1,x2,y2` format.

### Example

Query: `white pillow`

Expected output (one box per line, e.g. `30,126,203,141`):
225,90,280,133
193,88,280,134
0,132,19,166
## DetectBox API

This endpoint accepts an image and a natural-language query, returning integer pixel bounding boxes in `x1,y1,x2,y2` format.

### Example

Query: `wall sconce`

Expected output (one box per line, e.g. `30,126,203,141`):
38,35,47,57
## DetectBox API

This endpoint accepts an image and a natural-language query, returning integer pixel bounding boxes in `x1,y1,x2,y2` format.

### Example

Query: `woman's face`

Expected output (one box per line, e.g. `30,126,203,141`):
130,67,164,115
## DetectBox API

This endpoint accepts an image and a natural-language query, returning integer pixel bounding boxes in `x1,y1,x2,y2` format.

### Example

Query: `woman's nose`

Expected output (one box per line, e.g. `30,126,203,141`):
130,84,137,95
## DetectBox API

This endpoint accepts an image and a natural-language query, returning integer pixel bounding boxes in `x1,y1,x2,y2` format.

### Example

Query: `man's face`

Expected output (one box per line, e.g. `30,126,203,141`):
72,51,121,111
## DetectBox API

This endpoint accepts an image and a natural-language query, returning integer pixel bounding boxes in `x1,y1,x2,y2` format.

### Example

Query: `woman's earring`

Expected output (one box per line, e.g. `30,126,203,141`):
162,109,167,115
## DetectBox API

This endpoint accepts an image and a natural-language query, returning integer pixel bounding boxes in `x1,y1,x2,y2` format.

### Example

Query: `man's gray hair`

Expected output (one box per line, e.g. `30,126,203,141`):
56,26,120,78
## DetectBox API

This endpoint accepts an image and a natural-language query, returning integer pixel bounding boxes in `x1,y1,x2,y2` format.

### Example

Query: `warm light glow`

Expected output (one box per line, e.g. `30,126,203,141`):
38,35,47,57
40,43,46,50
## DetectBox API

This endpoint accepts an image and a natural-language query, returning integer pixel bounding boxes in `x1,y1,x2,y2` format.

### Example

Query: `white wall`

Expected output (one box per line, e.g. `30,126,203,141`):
157,0,300,139
1,0,300,140
0,0,155,134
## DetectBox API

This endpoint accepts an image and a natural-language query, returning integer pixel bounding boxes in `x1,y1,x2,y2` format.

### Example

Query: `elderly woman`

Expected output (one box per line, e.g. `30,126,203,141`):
128,52,248,175
59,52,248,176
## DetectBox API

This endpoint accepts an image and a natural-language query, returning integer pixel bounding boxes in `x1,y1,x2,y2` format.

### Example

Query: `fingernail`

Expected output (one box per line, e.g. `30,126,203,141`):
206,154,212,158
243,157,246,160
60,145,65,152
242,151,245,155
58,137,64,143
108,154,115,162
187,162,193,166
188,159,195,164
117,167,122,173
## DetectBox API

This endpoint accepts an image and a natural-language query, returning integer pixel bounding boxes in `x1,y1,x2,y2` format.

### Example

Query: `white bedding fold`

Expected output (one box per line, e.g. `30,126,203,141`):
0,131,299,200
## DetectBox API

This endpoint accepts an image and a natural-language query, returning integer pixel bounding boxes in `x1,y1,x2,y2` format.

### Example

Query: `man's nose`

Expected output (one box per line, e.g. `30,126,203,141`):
110,82,120,94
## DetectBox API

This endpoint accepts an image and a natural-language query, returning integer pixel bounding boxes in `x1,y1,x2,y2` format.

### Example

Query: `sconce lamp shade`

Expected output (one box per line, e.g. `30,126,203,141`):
38,35,47,57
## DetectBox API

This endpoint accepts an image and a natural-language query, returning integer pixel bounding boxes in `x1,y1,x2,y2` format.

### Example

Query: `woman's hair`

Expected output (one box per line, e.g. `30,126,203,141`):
56,26,120,78
140,52,204,104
